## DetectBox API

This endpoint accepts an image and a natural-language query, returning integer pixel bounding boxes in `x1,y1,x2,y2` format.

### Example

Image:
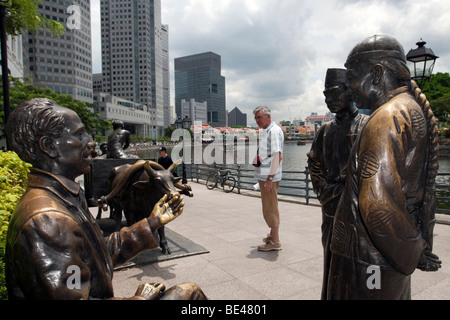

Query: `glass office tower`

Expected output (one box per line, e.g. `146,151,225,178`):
175,52,226,127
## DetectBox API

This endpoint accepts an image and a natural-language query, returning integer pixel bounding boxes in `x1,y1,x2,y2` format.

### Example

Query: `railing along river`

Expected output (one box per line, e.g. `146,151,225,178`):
184,163,450,215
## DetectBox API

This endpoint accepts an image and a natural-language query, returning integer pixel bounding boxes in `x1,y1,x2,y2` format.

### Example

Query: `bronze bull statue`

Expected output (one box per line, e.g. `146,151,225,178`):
97,159,193,254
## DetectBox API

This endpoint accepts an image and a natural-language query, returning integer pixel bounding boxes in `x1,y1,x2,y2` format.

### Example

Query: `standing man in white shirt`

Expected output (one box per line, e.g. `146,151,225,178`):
253,106,284,251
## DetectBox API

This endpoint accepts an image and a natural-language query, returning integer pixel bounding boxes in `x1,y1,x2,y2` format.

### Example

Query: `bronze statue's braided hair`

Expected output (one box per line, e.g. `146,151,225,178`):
411,80,439,252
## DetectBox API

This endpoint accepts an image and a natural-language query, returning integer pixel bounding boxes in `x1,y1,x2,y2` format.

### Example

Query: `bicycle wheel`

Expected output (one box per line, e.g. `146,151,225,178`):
206,173,219,189
222,176,236,193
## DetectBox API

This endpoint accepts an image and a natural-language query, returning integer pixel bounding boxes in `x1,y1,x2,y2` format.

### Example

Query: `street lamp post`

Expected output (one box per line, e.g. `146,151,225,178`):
0,0,10,140
406,39,439,83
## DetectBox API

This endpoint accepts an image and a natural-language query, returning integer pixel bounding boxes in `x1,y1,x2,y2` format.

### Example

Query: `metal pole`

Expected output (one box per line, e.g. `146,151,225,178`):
0,4,10,140
182,133,187,184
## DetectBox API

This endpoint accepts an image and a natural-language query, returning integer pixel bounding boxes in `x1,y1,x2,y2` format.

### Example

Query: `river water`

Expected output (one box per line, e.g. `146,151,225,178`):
137,141,450,177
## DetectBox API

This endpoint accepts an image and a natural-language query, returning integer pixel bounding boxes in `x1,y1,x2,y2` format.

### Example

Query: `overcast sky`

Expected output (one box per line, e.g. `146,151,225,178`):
91,0,450,125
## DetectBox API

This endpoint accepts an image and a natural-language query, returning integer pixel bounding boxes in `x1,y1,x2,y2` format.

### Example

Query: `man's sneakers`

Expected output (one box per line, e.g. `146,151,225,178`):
258,235,282,251
262,234,272,243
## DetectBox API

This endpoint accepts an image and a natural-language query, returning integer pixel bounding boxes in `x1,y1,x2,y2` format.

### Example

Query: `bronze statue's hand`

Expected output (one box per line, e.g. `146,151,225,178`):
149,194,184,230
417,250,442,272
134,282,166,300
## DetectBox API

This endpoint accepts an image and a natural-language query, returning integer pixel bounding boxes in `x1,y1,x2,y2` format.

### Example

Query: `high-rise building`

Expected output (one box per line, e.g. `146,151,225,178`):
101,0,166,138
175,52,226,127
228,107,247,127
25,0,93,103
161,24,171,127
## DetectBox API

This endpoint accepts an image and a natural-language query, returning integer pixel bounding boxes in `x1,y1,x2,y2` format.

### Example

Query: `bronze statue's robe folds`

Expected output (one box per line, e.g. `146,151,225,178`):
6,168,158,300
308,109,367,299
309,109,367,215
328,88,430,299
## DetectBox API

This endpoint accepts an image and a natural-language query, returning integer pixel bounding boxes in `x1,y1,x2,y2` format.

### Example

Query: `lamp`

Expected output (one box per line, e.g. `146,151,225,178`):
182,115,192,130
406,39,439,81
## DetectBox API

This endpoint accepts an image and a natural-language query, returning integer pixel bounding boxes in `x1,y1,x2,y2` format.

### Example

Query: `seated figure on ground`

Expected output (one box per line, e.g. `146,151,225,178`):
5,98,207,300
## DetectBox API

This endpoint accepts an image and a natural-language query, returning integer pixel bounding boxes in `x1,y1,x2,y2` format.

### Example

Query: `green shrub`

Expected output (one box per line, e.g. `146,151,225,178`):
0,151,31,300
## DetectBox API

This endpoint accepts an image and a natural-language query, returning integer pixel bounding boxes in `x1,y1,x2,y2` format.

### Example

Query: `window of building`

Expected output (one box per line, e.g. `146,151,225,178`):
209,83,218,93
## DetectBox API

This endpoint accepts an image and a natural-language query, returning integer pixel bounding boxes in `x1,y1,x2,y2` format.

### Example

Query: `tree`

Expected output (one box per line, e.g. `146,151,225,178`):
3,0,64,37
0,78,111,138
420,72,450,123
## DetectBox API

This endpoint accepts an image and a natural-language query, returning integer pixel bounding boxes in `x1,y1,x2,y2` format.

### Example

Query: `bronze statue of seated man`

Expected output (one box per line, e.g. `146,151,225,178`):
5,98,207,300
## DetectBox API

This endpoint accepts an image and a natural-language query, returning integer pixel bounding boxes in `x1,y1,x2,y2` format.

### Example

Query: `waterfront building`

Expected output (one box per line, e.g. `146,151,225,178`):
181,99,208,124
305,113,333,131
94,91,155,138
175,52,226,127
100,0,167,139
228,107,247,127
25,0,93,103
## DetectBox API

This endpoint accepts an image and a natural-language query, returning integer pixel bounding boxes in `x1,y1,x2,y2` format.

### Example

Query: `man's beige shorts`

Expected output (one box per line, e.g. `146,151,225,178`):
258,180,280,228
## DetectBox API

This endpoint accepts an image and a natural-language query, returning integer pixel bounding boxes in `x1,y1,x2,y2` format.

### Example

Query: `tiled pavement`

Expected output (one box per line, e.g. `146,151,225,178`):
110,182,450,300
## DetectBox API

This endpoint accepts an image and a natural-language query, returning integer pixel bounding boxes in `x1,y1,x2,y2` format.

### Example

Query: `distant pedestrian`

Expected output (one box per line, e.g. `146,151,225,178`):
158,146,177,176
253,106,284,251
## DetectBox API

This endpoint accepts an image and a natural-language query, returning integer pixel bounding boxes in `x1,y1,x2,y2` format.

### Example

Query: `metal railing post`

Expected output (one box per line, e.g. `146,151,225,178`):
237,165,241,194
304,166,310,205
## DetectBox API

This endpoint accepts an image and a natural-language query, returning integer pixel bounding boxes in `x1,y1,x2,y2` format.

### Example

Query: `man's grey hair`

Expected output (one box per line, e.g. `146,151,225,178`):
253,106,271,115
6,98,66,165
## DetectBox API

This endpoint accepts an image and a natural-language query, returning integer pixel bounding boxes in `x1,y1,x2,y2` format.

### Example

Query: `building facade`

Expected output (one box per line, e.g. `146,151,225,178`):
161,24,171,127
175,52,226,127
228,107,247,127
25,0,93,103
305,113,334,133
2,35,23,79
181,99,208,124
94,91,154,138
100,0,166,139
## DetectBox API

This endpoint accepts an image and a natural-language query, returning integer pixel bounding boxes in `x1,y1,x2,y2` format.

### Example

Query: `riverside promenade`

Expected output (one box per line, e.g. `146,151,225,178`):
111,181,450,300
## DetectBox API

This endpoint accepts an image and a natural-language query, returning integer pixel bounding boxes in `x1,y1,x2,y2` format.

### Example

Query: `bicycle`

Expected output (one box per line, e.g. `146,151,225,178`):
206,167,236,193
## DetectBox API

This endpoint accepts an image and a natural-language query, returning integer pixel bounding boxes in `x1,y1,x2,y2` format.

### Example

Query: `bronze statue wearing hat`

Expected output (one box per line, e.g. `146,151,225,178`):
327,35,441,299
5,98,207,300
307,68,367,299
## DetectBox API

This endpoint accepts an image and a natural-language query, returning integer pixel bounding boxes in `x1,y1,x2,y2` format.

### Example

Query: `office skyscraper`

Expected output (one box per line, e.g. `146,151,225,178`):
26,0,93,103
161,24,171,127
101,0,166,138
175,52,226,127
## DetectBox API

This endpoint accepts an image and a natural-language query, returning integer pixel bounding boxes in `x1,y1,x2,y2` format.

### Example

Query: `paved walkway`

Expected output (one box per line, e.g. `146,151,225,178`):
111,182,450,300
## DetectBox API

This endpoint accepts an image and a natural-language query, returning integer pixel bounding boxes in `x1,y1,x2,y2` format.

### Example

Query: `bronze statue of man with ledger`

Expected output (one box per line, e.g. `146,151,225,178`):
5,98,207,300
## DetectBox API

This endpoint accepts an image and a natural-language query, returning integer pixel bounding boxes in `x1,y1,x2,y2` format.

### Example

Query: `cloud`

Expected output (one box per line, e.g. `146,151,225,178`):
92,0,450,125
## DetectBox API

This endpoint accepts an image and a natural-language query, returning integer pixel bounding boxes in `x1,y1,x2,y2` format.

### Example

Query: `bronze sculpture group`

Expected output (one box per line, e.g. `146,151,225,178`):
310,35,441,299
4,34,442,300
